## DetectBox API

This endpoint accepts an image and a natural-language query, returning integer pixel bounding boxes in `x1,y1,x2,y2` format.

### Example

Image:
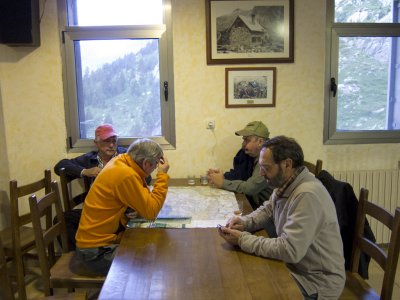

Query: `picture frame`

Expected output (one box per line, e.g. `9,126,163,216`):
225,67,276,108
206,0,294,65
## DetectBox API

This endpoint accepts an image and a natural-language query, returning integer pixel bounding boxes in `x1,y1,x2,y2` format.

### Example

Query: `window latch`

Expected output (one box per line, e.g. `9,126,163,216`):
330,77,337,97
163,81,168,102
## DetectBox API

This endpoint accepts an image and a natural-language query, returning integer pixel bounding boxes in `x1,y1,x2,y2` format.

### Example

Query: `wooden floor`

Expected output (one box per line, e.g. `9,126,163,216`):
10,251,400,299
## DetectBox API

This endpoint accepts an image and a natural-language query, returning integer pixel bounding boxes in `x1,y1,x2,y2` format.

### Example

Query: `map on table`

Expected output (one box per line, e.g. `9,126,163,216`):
127,186,240,228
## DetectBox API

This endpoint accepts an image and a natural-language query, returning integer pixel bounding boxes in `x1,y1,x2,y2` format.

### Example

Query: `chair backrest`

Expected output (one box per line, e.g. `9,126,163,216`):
2,169,51,300
0,236,15,300
29,180,69,295
59,168,90,212
10,169,52,261
10,168,52,230
304,159,323,176
350,188,400,300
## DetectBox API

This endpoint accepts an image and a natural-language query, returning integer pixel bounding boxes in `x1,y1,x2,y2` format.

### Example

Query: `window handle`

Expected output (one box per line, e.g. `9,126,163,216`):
330,77,337,97
163,81,168,102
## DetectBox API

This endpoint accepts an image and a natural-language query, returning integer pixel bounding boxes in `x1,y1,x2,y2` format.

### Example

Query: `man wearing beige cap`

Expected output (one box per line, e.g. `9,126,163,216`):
208,121,273,210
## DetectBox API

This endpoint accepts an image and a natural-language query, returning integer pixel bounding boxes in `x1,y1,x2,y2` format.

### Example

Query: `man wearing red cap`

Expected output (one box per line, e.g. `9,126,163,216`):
54,124,150,250
54,124,126,185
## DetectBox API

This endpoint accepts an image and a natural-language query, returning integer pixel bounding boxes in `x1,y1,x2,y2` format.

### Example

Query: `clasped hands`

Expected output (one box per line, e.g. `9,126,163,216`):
217,216,245,246
207,168,224,188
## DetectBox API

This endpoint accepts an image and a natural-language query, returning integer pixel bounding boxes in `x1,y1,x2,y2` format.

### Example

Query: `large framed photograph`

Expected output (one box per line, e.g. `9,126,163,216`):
206,0,294,65
225,67,276,108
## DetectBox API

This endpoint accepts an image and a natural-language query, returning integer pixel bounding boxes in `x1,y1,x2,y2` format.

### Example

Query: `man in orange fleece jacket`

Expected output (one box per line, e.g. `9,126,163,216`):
75,138,170,275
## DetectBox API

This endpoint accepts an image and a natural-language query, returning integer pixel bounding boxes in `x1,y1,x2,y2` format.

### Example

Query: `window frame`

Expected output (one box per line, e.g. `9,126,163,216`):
57,0,176,152
324,0,400,144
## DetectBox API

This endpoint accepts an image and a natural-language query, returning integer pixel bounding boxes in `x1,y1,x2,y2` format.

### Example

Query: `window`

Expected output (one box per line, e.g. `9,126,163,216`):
59,0,175,151
324,0,400,144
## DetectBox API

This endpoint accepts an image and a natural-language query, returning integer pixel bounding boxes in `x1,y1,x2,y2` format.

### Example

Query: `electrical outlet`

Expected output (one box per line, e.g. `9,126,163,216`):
206,120,215,130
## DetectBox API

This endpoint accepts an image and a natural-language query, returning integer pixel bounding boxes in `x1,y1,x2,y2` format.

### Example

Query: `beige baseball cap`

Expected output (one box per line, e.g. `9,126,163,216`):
235,121,270,139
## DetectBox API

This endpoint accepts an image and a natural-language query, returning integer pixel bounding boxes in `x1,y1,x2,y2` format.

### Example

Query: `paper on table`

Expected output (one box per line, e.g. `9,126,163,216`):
185,219,227,228
127,219,227,229
157,186,239,220
127,217,192,228
127,186,238,228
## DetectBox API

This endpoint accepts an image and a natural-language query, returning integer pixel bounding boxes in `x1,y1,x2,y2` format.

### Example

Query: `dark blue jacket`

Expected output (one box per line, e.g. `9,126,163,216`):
224,148,254,181
54,146,127,186
317,170,375,279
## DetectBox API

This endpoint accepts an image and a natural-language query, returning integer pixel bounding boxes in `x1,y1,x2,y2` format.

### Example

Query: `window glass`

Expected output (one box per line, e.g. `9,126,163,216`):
337,36,391,131
334,0,396,23
324,0,400,144
69,0,163,26
77,39,161,139
61,0,175,149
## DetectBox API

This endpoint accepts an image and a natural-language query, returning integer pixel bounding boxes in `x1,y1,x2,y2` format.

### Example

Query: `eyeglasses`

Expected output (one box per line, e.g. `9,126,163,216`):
242,136,257,144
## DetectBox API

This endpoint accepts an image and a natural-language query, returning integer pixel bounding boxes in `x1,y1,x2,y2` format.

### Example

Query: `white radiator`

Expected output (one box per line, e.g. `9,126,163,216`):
331,169,400,244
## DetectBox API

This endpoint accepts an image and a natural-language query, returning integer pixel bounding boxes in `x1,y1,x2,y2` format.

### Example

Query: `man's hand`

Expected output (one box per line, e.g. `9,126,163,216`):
207,170,224,188
157,156,170,173
218,225,242,246
81,167,102,177
207,168,219,175
226,216,245,231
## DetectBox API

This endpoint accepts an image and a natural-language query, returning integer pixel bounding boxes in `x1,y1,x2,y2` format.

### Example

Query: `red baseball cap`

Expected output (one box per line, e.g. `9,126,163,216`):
95,124,118,140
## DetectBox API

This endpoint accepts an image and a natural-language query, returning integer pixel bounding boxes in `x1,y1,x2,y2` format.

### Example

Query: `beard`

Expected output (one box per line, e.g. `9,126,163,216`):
266,166,286,188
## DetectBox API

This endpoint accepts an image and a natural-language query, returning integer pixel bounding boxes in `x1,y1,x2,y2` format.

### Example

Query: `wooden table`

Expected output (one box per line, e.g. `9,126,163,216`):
99,228,302,299
99,179,302,299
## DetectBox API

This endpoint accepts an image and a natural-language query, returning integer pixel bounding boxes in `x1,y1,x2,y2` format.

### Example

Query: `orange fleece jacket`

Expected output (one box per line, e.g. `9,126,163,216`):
76,153,169,248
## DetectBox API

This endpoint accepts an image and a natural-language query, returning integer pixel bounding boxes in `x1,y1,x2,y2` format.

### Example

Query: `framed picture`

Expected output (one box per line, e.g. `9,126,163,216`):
206,0,294,65
225,67,276,108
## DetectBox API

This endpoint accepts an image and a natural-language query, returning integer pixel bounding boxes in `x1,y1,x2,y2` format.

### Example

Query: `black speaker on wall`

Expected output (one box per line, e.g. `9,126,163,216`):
0,0,41,46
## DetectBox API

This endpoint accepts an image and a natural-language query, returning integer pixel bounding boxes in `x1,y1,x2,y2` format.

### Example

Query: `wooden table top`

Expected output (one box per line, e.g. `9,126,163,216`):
99,228,302,300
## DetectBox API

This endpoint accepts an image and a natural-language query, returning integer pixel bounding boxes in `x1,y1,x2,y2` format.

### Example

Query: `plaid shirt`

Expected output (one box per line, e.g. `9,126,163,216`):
275,166,305,198
96,152,118,169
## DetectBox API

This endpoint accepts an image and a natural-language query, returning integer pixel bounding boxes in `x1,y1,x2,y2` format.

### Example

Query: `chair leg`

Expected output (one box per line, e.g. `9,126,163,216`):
15,254,27,300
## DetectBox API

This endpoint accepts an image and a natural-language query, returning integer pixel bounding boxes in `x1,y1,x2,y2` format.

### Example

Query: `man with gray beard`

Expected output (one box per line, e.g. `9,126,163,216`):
218,136,345,299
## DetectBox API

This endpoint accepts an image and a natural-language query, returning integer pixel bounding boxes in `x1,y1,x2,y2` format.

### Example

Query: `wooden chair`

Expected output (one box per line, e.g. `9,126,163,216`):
0,235,15,300
29,180,105,297
59,168,91,251
1,235,87,300
340,188,400,300
59,168,90,212
0,169,51,300
304,159,323,176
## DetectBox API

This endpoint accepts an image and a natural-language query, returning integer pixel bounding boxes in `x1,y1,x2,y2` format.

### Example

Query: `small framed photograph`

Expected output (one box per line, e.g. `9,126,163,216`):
225,67,276,108
206,0,294,64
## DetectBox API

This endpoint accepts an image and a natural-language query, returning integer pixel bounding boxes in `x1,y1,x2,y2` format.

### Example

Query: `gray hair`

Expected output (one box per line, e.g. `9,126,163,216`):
127,138,163,166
